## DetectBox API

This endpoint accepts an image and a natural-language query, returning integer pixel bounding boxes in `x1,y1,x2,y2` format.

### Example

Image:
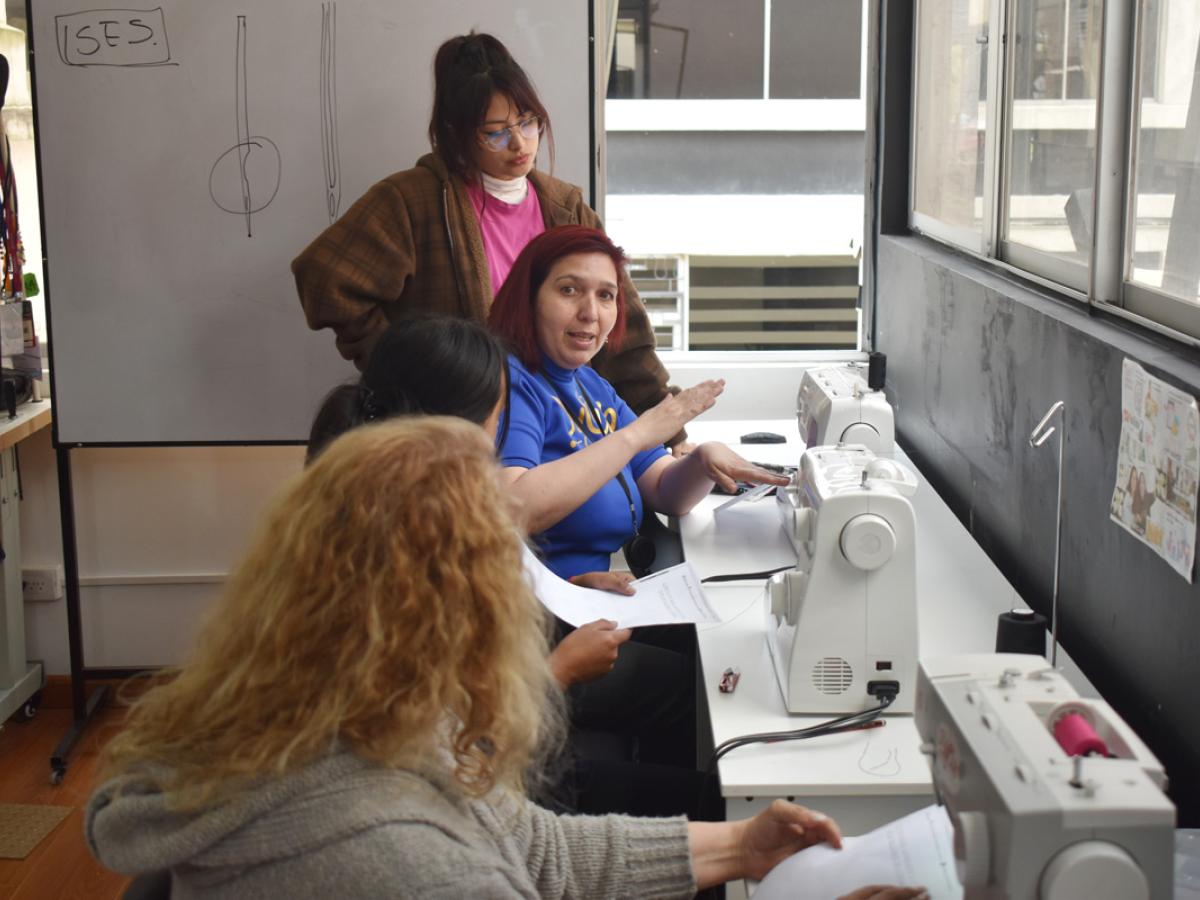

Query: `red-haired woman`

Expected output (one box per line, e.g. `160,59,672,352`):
489,227,787,826
293,32,678,436
491,225,789,581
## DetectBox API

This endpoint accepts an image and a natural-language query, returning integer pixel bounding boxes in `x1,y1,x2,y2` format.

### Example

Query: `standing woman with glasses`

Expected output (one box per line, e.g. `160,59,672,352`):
293,31,679,430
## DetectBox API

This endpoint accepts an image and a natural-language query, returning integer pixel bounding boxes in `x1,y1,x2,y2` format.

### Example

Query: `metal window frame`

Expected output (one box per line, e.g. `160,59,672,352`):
1088,0,1134,306
996,0,1093,295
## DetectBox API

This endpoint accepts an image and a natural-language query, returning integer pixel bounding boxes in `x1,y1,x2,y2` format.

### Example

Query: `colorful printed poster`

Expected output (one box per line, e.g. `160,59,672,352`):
1110,359,1200,581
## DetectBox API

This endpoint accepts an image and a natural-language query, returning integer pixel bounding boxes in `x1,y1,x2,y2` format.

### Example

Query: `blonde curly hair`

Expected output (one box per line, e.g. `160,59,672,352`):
99,417,560,808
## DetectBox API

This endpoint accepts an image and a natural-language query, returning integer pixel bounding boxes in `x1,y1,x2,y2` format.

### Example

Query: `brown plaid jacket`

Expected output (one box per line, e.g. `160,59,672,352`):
292,153,674,417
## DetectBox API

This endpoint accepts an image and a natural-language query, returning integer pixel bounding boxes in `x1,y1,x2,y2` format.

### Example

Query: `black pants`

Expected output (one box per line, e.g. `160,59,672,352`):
544,621,718,821
568,628,696,769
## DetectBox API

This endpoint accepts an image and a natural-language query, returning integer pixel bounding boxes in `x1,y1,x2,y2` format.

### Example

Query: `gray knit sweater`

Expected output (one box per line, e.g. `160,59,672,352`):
86,751,697,899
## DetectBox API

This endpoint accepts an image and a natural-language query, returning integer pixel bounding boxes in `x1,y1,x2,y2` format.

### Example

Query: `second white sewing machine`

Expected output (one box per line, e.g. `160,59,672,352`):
796,358,895,454
767,443,920,715
916,653,1176,899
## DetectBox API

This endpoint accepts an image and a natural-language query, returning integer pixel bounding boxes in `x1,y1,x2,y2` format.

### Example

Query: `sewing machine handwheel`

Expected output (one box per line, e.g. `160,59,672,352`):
1040,840,1148,900
840,514,896,570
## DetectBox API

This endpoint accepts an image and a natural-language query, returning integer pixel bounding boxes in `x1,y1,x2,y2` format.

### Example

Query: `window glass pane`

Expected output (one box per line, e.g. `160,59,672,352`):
607,0,764,100
1003,0,1101,264
604,4,864,352
912,0,989,240
1129,0,1200,305
770,0,861,100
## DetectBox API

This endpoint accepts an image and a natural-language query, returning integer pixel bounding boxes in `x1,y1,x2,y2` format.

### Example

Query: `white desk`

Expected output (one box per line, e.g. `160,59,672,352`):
680,418,1094,838
0,400,51,723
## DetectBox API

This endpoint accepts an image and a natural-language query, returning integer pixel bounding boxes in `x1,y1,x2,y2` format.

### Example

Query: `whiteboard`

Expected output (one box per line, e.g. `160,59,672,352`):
31,1,594,444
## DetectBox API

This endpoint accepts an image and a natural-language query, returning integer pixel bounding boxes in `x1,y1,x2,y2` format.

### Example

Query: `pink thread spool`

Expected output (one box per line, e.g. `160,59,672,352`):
1054,711,1109,757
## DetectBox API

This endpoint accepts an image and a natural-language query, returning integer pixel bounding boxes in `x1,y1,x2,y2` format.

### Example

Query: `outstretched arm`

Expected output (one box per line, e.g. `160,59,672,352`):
504,381,724,533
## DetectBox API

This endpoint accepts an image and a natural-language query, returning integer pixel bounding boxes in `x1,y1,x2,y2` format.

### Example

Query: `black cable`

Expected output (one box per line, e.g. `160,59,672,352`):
701,564,793,584
707,694,895,773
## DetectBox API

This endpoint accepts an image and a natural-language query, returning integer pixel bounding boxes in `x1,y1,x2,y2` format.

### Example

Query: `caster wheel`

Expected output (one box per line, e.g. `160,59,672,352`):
17,691,42,722
49,767,65,786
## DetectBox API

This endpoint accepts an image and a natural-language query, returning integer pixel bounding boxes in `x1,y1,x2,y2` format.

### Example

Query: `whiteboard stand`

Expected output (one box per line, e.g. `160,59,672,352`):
47,445,135,785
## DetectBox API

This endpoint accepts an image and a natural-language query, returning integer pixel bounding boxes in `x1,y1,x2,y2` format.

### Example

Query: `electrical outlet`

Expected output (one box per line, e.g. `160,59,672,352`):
23,565,64,602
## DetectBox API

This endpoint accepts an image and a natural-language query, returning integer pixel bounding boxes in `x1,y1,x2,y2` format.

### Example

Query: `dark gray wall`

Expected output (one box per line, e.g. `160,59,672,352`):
875,234,1200,823
607,132,865,194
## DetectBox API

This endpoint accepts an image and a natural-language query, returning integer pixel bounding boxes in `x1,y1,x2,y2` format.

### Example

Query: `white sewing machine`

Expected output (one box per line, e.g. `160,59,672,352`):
915,654,1176,899
797,362,895,454
767,444,919,714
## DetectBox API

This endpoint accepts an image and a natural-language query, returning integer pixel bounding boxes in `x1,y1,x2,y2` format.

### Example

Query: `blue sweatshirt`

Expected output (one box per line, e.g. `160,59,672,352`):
500,354,668,578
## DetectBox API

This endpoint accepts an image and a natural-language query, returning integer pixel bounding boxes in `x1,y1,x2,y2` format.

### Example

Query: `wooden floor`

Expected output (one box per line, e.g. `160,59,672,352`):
0,699,131,900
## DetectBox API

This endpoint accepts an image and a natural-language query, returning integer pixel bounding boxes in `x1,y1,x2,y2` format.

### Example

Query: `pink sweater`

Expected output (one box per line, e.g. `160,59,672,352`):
467,179,546,295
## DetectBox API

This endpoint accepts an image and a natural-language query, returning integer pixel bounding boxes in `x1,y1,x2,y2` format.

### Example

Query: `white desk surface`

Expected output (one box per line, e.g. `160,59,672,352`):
681,419,1094,809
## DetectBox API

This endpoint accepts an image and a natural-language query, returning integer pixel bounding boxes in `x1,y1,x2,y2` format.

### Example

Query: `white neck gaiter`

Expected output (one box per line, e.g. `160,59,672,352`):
480,171,529,205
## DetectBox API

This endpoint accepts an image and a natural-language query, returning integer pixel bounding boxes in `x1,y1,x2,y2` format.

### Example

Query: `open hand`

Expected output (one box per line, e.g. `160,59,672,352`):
630,381,724,451
548,619,632,686
838,887,929,900
695,442,791,494
738,799,843,881
569,570,636,595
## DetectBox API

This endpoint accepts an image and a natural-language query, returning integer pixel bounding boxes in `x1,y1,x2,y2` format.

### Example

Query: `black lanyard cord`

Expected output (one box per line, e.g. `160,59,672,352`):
539,372,640,535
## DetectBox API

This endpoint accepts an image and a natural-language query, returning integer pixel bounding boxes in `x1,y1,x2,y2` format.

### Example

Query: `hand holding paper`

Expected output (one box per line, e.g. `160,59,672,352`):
750,805,955,900
522,545,721,629
549,619,631,686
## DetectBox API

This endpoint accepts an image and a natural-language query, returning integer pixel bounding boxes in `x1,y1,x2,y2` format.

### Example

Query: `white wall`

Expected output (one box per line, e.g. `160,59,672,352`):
21,429,305,673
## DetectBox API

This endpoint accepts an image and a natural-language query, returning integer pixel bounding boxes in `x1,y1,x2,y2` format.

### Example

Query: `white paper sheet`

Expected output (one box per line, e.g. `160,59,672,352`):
1110,358,1200,581
714,482,777,516
751,805,962,900
522,546,721,628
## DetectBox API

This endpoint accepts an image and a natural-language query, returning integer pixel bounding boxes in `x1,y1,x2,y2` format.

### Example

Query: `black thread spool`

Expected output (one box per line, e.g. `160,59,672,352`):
867,351,886,391
996,608,1048,656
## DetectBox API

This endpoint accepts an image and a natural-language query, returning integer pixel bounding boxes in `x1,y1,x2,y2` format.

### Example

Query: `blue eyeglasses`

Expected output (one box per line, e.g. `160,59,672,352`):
479,115,542,152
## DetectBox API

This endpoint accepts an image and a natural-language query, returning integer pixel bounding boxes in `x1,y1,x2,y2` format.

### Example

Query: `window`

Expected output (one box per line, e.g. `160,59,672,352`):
1125,0,1200,330
770,0,863,100
1001,0,1101,289
603,0,868,354
608,0,764,100
910,0,1200,342
911,0,990,251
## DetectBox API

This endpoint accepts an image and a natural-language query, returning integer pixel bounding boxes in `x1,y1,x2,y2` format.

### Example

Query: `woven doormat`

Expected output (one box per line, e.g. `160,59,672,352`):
0,803,73,859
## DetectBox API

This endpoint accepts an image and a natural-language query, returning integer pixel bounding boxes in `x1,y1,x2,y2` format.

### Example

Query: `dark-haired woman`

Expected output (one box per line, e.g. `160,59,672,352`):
293,32,677,433
307,315,713,822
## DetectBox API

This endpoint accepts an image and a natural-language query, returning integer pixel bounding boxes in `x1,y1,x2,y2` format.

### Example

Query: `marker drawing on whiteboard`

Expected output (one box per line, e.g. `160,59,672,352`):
320,2,342,223
208,16,281,237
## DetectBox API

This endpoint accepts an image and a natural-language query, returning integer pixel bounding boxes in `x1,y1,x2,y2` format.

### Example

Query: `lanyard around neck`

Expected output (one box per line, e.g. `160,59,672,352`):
539,371,639,535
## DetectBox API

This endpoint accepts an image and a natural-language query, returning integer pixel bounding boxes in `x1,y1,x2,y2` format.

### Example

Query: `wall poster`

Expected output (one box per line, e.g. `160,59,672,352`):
1110,358,1200,582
